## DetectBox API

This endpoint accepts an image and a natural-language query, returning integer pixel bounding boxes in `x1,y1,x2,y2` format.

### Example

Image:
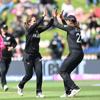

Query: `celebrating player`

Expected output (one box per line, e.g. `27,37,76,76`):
52,10,84,97
17,10,53,97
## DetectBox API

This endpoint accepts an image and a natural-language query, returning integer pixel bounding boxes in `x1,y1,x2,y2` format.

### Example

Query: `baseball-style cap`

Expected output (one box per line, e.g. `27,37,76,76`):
65,15,77,23
1,24,8,30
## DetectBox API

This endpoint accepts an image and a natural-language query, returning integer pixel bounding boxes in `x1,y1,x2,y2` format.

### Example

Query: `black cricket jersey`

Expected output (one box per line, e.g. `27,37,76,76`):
25,16,53,56
53,18,83,52
2,33,17,58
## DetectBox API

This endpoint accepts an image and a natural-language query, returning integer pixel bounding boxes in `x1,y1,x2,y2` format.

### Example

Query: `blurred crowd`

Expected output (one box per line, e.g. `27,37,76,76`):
48,32,65,59
0,0,100,59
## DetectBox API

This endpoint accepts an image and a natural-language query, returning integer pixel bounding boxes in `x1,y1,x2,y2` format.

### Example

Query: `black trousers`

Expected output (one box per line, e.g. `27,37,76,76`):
59,50,84,93
18,53,43,94
0,58,11,87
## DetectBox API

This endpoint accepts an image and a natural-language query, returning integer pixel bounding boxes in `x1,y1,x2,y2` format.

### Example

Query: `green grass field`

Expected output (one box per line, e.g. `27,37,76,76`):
0,80,100,100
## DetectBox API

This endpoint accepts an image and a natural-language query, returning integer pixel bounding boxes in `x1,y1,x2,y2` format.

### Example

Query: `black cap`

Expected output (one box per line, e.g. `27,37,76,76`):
1,24,8,30
65,15,77,23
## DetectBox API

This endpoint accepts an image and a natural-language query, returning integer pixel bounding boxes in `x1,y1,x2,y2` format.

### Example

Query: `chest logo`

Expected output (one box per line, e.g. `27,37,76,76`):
6,37,10,40
32,34,40,38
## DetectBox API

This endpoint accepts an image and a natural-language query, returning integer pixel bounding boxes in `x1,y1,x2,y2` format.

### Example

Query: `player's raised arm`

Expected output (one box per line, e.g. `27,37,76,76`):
38,9,54,33
52,10,68,31
60,10,67,25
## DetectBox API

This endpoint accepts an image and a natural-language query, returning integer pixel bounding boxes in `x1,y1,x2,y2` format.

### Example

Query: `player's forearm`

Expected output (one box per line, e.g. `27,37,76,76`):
53,17,67,31
40,18,54,32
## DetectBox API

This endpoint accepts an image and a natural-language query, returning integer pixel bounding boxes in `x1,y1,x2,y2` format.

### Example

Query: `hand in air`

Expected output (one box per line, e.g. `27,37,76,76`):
43,8,48,17
60,10,64,19
52,9,58,17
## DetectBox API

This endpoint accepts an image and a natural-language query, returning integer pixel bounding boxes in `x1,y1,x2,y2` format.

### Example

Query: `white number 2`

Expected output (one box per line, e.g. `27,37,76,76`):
76,33,81,43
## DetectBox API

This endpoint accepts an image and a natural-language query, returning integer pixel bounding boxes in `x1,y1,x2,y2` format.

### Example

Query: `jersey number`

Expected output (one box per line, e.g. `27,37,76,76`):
76,33,81,43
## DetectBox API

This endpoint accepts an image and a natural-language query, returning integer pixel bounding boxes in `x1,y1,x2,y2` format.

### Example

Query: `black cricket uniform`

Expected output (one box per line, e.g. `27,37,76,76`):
0,33,17,88
53,18,84,93
18,16,53,94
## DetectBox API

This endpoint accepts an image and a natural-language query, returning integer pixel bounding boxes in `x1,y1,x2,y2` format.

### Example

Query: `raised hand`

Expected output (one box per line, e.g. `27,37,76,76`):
52,9,58,17
60,10,64,19
43,8,48,17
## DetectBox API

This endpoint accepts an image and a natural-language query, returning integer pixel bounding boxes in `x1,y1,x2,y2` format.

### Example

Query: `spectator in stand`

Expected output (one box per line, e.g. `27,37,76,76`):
0,0,14,14
19,0,34,9
13,0,39,17
10,16,25,57
48,32,65,59
61,0,75,16
81,24,91,49
75,7,90,23
40,0,57,6
88,14,100,30
13,3,24,17
87,14,100,47
86,0,98,7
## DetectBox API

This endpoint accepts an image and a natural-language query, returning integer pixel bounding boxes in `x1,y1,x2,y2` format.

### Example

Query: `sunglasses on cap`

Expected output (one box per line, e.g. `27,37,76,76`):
65,15,77,23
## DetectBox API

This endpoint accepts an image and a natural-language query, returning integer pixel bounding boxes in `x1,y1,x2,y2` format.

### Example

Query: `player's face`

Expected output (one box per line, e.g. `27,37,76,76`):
29,16,36,26
66,20,75,27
